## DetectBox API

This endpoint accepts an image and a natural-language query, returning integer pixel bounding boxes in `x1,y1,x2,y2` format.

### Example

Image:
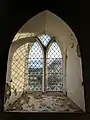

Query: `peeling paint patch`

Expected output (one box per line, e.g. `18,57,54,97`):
71,43,74,48
70,33,75,41
70,34,73,37
5,92,83,112
4,83,11,102
14,89,17,96
76,44,81,57
20,99,25,105
82,81,84,86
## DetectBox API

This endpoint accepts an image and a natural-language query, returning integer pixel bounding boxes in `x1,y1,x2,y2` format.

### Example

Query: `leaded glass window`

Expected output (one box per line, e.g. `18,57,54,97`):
46,42,63,91
28,34,63,92
28,42,43,91
38,34,51,47
7,34,63,95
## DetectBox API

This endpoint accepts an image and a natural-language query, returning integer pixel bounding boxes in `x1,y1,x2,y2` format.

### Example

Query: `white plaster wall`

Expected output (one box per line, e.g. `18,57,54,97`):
66,45,85,111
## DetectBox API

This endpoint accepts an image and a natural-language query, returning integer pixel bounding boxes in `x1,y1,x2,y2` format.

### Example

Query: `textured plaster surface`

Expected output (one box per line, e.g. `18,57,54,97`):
5,92,83,113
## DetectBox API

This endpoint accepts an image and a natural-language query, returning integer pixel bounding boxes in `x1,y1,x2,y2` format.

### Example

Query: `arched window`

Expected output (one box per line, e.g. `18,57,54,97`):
4,11,85,112
27,34,63,92
4,34,63,107
28,42,43,91
46,42,63,91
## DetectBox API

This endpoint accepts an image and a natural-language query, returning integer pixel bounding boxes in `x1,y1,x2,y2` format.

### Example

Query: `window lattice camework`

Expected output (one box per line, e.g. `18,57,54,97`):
46,42,63,91
28,42,43,91
38,34,51,47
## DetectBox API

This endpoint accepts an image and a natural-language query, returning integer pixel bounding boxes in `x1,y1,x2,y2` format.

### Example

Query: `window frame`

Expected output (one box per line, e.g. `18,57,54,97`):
28,35,63,93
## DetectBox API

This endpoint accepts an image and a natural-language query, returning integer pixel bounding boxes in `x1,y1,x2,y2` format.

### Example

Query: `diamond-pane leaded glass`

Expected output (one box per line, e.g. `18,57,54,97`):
38,34,51,46
28,42,43,91
46,42,63,91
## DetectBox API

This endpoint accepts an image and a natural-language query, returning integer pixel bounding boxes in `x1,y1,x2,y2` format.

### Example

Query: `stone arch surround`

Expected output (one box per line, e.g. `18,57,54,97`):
5,10,85,112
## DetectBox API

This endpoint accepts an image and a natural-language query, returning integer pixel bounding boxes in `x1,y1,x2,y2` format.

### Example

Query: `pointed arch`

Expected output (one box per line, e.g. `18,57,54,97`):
28,41,43,91
46,41,63,91
5,10,85,112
